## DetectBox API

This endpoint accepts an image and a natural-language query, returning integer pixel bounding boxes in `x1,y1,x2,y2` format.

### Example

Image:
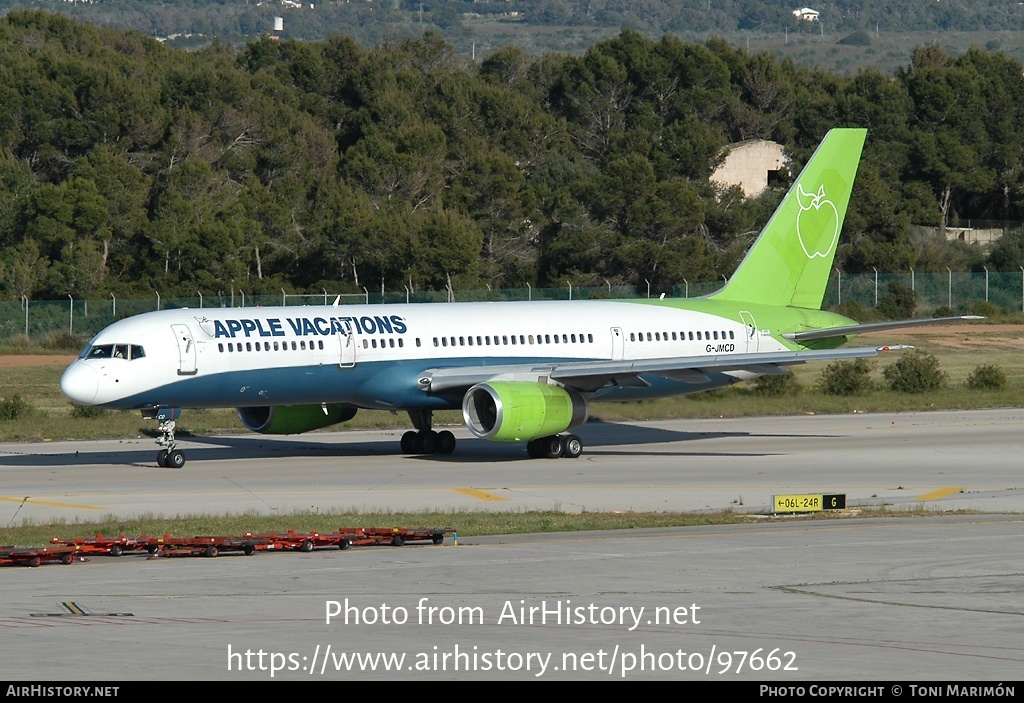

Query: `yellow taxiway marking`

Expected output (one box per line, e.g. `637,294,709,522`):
0,496,106,510
453,487,507,502
916,487,965,501
31,602,133,618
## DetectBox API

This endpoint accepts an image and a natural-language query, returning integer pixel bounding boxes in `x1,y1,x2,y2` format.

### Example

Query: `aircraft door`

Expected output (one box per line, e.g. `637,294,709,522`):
338,319,356,368
171,324,198,375
610,327,624,360
739,311,758,353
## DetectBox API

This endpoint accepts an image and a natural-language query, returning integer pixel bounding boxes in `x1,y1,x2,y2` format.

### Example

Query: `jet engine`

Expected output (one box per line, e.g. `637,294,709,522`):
237,404,357,434
462,382,588,441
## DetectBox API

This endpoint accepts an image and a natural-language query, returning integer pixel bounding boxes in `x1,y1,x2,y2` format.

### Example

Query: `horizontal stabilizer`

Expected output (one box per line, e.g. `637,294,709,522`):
782,316,983,342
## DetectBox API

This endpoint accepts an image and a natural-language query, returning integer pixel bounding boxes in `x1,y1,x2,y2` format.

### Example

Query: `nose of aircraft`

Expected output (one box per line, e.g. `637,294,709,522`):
60,362,99,405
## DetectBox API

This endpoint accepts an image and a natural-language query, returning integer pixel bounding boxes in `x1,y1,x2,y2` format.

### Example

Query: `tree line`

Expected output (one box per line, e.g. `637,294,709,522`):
2,10,1024,303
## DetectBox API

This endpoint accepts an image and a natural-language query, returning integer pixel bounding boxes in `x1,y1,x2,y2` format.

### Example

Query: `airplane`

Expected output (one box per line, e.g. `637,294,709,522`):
59,128,973,467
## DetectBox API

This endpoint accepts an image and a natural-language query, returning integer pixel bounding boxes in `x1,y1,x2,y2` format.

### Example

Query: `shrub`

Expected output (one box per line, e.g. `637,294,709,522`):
70,403,107,418
933,305,955,318
819,358,875,396
39,331,84,351
838,30,872,46
0,394,33,421
877,281,917,320
970,300,1001,318
883,351,947,393
750,370,800,396
966,364,1007,390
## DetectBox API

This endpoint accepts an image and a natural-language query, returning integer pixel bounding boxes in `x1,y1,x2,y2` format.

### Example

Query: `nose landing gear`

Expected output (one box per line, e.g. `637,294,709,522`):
143,407,186,468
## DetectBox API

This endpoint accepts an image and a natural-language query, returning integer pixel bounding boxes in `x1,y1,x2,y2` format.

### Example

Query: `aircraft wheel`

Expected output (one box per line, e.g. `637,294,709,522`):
168,450,186,469
400,431,418,454
417,430,438,454
561,434,583,459
526,439,544,459
541,435,563,459
156,450,169,467
436,430,456,455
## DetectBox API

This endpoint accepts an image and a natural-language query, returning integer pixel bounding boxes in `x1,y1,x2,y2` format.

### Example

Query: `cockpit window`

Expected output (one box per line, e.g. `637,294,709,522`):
84,344,145,361
86,345,114,360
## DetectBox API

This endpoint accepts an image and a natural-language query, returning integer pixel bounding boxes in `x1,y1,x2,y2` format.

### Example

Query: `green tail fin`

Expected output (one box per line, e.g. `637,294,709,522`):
710,128,866,310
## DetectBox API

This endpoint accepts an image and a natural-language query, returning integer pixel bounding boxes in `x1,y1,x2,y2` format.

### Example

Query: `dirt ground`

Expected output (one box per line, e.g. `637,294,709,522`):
0,355,76,368
859,323,1024,350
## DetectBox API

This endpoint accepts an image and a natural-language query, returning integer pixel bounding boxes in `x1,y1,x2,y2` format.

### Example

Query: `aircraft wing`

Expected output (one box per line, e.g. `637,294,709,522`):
419,346,885,394
782,315,982,342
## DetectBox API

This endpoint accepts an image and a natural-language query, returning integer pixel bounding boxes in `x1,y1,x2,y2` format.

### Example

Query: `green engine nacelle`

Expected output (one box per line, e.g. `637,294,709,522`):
237,404,357,434
462,382,588,441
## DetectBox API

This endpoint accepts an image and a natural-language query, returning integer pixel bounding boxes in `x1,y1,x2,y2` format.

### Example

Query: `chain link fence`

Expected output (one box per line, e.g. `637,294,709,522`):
2,272,1019,345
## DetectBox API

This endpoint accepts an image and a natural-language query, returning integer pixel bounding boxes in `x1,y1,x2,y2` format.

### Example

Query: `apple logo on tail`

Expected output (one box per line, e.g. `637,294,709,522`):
795,184,839,259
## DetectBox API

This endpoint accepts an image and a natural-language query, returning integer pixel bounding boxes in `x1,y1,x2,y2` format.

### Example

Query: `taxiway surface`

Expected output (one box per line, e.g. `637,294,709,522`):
1,409,1023,681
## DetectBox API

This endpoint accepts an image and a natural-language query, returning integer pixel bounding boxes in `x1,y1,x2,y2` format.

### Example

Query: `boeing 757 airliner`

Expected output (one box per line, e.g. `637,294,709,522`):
60,129,969,467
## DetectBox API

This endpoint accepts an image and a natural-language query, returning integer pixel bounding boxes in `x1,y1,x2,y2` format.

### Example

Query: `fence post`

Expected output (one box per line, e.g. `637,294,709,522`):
111,293,115,319
947,267,952,308
68,294,73,334
873,267,878,306
22,295,28,337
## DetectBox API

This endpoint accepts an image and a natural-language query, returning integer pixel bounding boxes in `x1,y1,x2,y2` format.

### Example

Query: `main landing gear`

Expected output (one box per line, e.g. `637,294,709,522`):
526,434,583,459
401,410,456,455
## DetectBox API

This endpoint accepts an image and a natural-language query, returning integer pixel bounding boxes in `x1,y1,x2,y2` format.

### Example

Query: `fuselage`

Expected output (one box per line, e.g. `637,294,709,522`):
60,298,842,413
